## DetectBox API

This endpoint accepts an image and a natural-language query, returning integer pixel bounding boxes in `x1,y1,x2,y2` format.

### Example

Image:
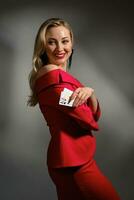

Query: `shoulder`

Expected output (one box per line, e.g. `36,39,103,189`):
35,64,84,94
36,64,60,80
42,64,59,72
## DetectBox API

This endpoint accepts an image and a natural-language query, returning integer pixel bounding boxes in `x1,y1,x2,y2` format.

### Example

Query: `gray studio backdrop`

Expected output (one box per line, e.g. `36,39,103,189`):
0,1,134,199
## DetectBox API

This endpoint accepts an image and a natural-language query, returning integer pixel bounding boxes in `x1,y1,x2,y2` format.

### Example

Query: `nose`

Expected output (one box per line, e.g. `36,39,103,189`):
56,42,63,51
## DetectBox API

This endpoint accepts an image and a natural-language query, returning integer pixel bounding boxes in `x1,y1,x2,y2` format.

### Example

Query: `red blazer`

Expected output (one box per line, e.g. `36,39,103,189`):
35,68,101,168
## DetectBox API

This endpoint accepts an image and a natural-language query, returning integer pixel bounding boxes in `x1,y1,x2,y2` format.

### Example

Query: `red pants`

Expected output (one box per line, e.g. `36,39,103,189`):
48,159,121,200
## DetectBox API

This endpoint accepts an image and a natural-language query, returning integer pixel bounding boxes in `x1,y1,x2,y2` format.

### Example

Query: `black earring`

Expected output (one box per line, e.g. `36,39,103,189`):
68,49,74,69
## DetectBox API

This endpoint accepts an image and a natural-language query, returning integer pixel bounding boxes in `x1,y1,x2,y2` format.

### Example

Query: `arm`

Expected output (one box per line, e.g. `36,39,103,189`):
68,86,101,122
88,92,98,113
87,92,101,122
38,84,99,131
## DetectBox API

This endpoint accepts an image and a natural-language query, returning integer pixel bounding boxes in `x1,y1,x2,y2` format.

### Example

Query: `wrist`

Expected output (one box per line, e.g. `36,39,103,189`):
89,87,94,97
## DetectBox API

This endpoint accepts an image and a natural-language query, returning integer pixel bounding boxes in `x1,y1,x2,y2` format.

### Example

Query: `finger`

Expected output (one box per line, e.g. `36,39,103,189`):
75,87,82,93
76,93,88,106
68,88,81,103
73,92,85,106
74,92,91,106
68,92,78,103
77,94,89,106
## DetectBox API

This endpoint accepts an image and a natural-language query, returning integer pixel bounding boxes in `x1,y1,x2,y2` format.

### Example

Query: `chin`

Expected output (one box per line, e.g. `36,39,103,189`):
54,60,67,67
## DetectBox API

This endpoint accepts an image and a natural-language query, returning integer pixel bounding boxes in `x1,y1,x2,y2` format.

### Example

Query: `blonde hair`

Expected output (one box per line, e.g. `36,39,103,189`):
27,18,74,107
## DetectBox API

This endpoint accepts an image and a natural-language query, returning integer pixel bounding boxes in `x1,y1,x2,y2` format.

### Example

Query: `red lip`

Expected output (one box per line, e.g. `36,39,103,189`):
55,53,65,58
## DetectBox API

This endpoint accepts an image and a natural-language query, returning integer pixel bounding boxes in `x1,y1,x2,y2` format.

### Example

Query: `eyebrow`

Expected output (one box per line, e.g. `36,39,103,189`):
48,37,69,40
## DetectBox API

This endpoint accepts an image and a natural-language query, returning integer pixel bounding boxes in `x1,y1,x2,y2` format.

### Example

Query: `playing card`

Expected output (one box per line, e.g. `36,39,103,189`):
59,88,75,107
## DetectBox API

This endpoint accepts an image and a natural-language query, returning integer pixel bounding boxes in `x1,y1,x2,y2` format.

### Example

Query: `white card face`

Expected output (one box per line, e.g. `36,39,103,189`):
59,88,75,107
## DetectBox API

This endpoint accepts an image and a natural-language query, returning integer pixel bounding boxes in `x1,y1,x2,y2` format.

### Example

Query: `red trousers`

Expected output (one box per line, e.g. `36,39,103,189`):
48,159,121,200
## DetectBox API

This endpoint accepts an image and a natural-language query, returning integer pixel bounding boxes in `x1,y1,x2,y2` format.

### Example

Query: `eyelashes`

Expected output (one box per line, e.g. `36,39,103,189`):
48,40,69,45
62,40,69,44
48,41,55,45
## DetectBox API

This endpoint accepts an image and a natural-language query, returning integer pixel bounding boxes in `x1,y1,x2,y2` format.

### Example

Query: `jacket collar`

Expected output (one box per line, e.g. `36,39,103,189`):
35,69,83,94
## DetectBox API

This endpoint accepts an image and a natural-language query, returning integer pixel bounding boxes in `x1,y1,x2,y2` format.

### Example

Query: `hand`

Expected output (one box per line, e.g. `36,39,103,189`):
69,87,94,107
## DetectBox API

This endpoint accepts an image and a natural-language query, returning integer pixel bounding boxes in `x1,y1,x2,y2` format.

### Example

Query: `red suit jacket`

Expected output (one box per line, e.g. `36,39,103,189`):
35,68,101,168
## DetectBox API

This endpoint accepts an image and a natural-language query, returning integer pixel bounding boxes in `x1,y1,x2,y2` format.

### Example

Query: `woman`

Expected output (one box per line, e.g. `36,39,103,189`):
27,18,121,200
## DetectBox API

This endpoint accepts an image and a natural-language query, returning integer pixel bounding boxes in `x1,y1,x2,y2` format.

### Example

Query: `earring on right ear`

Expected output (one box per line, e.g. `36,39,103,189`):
68,48,74,69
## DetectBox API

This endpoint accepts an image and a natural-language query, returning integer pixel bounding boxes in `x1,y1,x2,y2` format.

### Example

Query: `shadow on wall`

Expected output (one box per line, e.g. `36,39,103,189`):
0,29,14,136
0,1,134,200
71,48,134,200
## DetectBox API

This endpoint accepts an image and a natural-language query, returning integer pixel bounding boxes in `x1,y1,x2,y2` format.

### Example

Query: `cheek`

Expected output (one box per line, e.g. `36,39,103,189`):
46,46,55,54
65,44,72,52
66,50,72,60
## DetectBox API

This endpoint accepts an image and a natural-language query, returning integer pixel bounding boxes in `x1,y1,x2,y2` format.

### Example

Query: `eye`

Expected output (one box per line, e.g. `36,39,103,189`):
62,40,69,44
48,41,55,45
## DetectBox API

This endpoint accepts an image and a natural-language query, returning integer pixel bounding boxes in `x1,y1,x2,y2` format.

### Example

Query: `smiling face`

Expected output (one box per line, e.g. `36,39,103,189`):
45,26,73,68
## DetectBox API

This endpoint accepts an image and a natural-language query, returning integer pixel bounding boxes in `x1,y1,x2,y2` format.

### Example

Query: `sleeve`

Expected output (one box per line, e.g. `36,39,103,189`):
38,84,99,131
87,98,101,122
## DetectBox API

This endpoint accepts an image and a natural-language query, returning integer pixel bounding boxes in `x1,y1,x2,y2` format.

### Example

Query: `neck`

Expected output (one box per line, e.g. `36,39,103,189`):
59,62,67,71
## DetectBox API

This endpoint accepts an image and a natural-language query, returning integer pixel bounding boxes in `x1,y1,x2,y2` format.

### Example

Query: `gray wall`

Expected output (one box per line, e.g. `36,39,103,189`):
0,1,134,199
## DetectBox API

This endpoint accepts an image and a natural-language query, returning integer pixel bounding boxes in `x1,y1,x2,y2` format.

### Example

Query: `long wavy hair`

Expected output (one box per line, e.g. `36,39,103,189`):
27,18,74,107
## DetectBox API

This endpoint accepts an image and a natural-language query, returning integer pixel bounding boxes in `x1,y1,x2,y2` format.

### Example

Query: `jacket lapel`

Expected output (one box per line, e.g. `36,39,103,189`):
35,69,84,94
